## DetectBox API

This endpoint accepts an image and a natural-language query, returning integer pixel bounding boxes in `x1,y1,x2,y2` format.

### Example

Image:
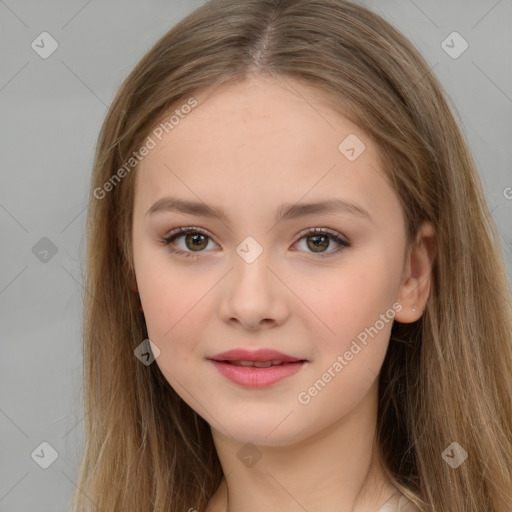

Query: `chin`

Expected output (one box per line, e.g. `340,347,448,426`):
210,413,313,448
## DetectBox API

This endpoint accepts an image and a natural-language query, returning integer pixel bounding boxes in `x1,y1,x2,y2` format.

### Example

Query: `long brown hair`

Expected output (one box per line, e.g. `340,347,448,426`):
71,1,512,510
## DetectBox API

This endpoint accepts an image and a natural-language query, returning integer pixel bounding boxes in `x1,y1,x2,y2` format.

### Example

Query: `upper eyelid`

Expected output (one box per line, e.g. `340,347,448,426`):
164,226,348,248
164,225,344,238
165,226,219,244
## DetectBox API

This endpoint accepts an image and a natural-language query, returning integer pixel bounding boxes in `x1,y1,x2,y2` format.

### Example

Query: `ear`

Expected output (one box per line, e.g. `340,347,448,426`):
394,221,437,323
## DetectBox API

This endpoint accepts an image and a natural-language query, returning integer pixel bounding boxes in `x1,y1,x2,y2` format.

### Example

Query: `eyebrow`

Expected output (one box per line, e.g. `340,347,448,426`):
146,196,372,223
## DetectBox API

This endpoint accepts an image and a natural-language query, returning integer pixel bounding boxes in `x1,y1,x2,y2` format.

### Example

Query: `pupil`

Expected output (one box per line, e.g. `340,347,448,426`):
187,233,207,250
309,235,328,252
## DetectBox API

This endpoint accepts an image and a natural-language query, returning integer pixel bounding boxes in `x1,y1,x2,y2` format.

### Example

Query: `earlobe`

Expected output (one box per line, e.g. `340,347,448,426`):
394,221,436,323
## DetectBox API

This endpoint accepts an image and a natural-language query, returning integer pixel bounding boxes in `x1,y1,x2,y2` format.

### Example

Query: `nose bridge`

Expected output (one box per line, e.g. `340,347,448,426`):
231,235,273,299
219,235,289,328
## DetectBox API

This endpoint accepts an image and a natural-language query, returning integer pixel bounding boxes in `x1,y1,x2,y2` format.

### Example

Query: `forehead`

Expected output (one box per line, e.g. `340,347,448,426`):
134,75,397,225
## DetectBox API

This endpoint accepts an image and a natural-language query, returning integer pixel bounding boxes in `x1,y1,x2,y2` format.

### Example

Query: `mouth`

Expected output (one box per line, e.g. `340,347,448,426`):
208,348,306,364
214,359,302,367
207,348,307,387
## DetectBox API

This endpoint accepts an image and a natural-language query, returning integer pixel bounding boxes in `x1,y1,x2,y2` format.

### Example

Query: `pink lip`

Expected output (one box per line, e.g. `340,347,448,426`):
209,348,303,363
207,348,307,388
210,360,306,387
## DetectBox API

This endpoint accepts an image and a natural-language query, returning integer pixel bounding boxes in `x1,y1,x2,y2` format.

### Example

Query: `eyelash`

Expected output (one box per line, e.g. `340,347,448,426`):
161,226,351,259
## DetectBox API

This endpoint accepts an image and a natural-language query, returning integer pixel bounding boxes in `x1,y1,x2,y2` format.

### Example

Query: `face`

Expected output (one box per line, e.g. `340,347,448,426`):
131,75,411,446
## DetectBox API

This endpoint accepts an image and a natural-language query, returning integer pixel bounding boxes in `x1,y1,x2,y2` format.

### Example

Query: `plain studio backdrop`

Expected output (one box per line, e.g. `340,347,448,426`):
0,1,511,510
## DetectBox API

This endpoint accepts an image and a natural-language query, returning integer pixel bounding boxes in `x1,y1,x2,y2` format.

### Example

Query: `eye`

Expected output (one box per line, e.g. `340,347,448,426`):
162,226,218,258
161,226,350,258
293,228,350,257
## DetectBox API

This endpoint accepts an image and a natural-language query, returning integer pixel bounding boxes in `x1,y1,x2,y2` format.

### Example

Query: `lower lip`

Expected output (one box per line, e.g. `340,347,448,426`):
210,360,306,387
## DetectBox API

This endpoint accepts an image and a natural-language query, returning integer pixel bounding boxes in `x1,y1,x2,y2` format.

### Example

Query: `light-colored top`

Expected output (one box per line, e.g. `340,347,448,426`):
377,488,421,512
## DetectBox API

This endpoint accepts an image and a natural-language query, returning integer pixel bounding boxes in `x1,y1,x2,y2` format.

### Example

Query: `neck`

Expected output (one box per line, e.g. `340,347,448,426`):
207,379,397,512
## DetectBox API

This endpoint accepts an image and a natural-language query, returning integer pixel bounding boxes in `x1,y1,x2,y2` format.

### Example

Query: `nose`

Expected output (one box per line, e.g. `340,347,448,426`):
218,249,290,330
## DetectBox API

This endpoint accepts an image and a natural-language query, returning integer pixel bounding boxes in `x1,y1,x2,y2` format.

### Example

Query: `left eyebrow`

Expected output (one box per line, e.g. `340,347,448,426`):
146,196,373,224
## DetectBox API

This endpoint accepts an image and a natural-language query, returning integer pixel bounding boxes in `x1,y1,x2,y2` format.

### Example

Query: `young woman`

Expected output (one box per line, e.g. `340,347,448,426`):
72,1,512,511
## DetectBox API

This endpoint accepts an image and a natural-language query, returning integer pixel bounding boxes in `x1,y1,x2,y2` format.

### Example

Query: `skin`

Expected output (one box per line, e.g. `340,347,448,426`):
130,75,436,512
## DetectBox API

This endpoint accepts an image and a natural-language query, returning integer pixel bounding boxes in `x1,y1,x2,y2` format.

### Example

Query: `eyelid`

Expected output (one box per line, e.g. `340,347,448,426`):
162,226,221,253
162,225,350,257
295,226,349,243
163,226,218,244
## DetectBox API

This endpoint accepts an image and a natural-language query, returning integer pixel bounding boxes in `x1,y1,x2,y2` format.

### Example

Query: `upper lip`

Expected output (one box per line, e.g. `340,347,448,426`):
208,348,305,363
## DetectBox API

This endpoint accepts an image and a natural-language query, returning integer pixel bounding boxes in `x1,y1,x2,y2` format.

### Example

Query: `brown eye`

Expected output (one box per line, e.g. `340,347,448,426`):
163,227,217,257
306,233,330,252
163,226,350,259
183,232,209,251
294,228,350,257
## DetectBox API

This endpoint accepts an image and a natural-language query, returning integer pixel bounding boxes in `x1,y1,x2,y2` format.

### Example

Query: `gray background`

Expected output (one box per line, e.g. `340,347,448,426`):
1,1,511,510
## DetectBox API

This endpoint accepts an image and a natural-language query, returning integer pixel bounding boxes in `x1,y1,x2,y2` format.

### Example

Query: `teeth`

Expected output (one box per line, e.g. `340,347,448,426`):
229,360,284,367
254,361,273,368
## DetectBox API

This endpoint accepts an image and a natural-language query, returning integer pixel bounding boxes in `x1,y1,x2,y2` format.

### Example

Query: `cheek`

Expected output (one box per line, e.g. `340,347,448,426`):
134,253,229,384
295,253,399,345
134,247,201,347
138,272,208,382
291,258,397,421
